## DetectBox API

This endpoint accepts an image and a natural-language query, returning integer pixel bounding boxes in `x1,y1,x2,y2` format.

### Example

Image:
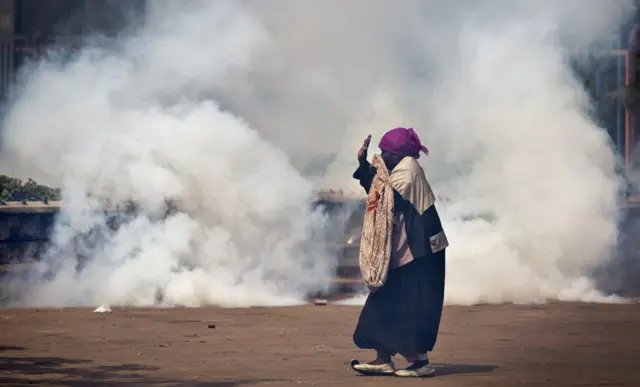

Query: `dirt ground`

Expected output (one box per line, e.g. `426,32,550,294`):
0,302,639,387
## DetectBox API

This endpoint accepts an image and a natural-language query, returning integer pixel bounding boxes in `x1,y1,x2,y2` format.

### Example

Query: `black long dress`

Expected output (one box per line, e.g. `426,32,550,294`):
352,159,446,356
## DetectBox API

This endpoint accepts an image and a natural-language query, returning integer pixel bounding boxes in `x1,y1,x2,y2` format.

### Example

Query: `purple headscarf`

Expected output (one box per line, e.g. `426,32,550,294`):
378,127,429,159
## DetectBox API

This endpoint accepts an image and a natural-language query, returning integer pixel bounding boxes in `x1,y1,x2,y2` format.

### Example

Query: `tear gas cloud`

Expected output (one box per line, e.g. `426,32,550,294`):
0,0,634,306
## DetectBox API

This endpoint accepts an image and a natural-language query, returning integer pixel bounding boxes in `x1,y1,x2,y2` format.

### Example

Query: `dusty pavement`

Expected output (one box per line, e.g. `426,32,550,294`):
0,302,639,387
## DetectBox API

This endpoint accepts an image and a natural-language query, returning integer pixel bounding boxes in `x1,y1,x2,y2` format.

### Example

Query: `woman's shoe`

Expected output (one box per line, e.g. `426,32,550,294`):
350,359,395,375
394,361,435,377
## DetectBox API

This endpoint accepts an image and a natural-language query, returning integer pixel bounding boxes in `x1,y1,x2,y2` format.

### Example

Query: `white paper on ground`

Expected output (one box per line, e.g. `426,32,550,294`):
93,304,112,313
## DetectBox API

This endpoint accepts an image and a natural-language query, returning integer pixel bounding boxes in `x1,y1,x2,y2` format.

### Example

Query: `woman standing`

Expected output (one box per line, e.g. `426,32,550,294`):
350,128,448,378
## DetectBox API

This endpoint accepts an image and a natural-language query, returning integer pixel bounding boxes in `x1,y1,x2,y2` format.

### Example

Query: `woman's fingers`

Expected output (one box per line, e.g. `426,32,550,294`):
358,135,372,161
363,134,372,148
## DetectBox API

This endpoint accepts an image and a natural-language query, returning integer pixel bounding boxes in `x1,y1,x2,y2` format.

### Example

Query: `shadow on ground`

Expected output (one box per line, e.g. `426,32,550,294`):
352,362,497,378
0,346,26,351
433,363,498,377
0,355,277,387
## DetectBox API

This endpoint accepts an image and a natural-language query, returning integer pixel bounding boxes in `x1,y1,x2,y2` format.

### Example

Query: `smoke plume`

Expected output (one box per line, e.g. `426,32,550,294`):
1,0,635,306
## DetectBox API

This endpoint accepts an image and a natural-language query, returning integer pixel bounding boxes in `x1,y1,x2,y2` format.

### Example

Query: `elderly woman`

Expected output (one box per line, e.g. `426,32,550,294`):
350,128,448,378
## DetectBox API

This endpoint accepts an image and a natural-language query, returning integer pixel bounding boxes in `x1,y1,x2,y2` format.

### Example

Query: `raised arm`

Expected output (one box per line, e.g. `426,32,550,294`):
352,135,375,193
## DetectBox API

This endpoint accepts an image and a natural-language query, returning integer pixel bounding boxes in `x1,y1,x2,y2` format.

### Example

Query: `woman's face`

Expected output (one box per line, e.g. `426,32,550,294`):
381,150,403,171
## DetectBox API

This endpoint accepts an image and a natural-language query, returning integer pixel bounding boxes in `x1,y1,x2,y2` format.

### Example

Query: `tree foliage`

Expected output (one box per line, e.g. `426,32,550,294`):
0,175,62,204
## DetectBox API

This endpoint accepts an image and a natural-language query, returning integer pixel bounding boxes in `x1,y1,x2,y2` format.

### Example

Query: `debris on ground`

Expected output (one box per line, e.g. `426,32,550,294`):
94,305,112,313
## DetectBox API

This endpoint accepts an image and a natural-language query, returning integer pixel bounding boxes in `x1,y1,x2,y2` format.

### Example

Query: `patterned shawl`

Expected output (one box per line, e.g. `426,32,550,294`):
359,154,394,291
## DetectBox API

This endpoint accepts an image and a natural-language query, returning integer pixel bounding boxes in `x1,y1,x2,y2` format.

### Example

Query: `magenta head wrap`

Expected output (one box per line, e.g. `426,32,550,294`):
378,127,429,159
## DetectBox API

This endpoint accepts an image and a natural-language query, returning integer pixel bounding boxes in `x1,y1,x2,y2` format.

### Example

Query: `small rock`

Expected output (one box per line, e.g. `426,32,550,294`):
207,324,216,329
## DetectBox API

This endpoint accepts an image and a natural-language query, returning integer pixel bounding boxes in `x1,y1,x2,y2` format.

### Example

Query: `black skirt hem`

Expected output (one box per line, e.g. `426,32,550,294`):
353,251,445,355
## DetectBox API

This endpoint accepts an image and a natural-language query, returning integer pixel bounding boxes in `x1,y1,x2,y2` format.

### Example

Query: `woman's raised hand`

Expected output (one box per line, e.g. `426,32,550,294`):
358,134,372,162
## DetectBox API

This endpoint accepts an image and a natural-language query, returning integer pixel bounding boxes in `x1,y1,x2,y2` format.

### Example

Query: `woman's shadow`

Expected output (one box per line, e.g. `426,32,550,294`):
433,363,498,377
350,360,497,378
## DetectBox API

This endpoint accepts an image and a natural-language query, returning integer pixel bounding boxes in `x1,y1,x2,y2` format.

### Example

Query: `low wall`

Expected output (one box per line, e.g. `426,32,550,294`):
0,203,58,263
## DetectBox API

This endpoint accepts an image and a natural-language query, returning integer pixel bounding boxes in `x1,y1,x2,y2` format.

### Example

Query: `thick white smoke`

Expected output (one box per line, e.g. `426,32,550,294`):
1,0,635,306
1,1,335,307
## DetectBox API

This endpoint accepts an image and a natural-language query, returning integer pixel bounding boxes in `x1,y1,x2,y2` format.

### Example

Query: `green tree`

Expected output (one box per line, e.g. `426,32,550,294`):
0,175,62,203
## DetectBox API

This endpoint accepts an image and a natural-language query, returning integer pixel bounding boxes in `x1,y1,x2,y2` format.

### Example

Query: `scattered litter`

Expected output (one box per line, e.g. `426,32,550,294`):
314,299,328,306
207,324,216,329
93,305,112,313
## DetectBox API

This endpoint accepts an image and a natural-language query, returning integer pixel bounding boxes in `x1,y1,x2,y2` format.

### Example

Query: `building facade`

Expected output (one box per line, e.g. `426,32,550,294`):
0,0,146,99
